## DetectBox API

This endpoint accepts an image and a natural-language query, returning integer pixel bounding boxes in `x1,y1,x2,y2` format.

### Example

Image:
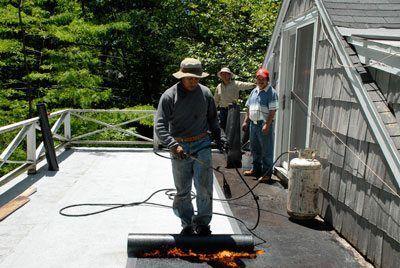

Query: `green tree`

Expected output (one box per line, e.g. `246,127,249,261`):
0,0,127,115
0,0,281,176
1,0,281,112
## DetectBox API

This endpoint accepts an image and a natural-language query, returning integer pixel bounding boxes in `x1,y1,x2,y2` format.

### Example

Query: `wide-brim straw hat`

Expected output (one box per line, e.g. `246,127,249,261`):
217,67,236,79
173,58,209,79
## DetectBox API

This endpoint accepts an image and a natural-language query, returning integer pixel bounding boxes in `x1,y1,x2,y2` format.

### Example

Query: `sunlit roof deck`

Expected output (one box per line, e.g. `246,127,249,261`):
0,147,240,267
0,109,372,267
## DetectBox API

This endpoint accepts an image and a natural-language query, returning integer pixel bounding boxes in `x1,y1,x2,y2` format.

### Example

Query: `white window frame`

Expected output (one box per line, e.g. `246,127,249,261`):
275,9,319,171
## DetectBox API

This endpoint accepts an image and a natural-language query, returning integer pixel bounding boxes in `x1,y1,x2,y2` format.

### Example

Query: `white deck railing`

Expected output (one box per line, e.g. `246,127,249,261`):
0,109,155,185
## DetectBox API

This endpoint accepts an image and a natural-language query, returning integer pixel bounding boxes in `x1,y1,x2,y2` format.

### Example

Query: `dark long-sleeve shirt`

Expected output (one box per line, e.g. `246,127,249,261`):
155,82,221,148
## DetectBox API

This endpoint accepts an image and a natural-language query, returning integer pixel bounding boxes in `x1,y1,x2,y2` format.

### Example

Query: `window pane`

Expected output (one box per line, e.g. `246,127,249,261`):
290,23,314,151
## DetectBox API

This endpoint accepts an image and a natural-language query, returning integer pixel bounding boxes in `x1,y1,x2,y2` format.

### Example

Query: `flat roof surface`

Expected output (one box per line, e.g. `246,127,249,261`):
0,148,240,268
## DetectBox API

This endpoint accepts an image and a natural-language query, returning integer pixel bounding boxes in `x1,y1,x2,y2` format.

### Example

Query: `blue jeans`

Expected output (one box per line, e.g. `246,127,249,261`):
171,136,213,227
249,121,274,176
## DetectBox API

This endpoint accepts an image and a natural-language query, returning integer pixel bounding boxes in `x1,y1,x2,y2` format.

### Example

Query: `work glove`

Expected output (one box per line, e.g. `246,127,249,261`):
171,145,186,160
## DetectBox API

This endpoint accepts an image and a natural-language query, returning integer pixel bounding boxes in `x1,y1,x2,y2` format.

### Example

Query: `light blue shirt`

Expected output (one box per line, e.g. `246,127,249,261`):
245,85,278,122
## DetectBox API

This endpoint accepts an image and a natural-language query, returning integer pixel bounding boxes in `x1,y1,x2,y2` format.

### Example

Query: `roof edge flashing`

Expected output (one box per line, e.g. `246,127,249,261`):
338,27,400,41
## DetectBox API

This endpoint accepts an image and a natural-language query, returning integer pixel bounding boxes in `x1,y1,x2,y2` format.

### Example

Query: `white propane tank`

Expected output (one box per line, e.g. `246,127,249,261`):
287,149,322,220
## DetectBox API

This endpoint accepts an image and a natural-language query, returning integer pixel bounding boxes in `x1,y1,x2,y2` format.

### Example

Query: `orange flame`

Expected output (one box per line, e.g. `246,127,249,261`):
140,248,265,268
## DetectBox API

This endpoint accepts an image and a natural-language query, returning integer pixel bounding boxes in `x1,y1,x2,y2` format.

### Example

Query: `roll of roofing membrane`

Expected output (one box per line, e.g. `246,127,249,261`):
127,234,254,257
225,104,242,168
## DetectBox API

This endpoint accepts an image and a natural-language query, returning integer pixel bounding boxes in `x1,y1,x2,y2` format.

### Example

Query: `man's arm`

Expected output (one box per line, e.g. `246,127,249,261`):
155,95,186,158
242,109,250,132
207,95,221,141
155,94,178,149
262,110,276,134
242,92,251,131
235,80,256,91
262,89,278,134
214,84,221,108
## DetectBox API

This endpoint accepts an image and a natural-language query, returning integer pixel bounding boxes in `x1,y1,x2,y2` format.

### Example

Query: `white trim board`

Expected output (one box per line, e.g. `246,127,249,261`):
263,0,291,67
338,27,400,41
283,9,318,31
347,36,400,76
274,10,318,163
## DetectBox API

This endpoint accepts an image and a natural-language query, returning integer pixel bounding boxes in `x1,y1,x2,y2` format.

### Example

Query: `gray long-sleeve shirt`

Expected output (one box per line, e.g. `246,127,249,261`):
155,82,221,149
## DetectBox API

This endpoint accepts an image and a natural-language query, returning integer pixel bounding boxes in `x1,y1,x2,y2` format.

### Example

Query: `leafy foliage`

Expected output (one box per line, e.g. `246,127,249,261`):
0,0,281,176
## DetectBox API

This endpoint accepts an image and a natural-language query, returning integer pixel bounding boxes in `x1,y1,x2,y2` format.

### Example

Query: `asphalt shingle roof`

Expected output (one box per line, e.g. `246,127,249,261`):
322,0,400,29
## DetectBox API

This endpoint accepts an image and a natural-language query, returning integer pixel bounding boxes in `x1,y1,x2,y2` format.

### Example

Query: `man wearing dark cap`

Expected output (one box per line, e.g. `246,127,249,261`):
242,68,278,183
155,58,222,236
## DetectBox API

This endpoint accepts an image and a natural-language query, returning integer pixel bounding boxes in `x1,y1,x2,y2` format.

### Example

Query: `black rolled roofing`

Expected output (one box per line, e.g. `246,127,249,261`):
322,0,400,29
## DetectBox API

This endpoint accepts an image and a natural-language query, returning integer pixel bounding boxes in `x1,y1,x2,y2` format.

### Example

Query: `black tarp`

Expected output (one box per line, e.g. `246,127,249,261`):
224,104,242,168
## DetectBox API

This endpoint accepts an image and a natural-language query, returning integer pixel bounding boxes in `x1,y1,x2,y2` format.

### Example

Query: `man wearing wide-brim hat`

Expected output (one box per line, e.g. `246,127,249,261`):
155,58,223,236
214,67,255,131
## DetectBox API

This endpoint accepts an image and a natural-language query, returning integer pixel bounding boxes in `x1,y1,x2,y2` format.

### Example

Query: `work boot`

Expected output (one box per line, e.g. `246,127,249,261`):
243,169,260,177
180,225,194,235
195,225,211,236
257,175,271,183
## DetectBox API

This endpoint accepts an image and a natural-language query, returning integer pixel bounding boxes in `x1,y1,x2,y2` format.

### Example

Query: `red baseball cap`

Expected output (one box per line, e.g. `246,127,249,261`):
256,68,269,79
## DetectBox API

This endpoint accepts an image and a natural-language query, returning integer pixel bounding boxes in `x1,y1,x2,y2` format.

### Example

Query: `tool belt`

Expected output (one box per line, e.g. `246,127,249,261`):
175,132,208,143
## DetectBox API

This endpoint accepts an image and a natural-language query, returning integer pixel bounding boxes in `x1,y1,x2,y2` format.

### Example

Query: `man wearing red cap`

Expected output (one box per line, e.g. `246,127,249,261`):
242,68,278,182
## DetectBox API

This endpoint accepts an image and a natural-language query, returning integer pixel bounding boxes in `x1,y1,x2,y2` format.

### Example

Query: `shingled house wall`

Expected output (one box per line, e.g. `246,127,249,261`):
312,24,400,268
268,1,400,267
